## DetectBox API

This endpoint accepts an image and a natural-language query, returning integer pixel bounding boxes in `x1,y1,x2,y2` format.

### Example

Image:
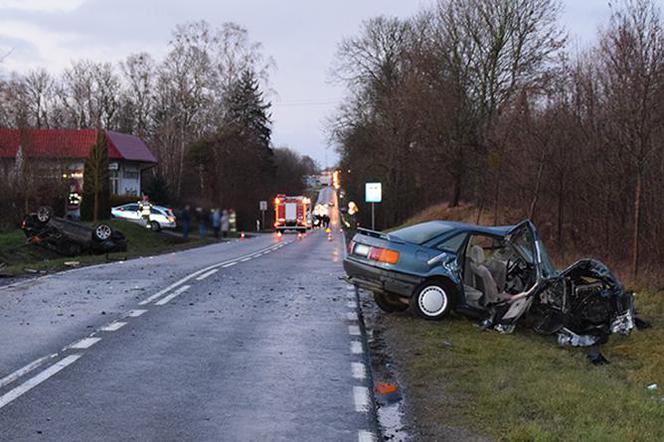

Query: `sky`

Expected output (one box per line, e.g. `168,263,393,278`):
0,0,618,167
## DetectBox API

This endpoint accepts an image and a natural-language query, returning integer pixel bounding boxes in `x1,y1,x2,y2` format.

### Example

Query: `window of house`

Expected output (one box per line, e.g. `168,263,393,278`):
110,170,119,195
124,169,139,180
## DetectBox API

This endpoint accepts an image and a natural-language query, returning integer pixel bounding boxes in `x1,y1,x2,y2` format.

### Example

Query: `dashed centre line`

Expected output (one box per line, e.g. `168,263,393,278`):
68,337,101,350
196,269,219,281
348,325,361,336
155,285,191,306
0,353,58,390
222,262,237,268
125,309,147,318
0,355,82,411
99,321,127,332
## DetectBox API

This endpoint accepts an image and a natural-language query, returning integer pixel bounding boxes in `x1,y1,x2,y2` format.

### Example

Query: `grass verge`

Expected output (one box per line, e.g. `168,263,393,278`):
378,291,664,441
0,220,223,277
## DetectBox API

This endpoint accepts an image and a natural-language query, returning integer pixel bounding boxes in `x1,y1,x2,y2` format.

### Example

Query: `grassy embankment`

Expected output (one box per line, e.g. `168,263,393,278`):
373,202,664,441
0,219,221,277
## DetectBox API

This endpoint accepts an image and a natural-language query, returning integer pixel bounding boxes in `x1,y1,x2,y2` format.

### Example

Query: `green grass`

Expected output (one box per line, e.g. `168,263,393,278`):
0,219,217,277
380,291,664,441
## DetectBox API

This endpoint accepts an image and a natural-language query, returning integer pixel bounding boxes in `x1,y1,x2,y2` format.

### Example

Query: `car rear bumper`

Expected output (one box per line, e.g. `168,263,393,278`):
343,257,423,297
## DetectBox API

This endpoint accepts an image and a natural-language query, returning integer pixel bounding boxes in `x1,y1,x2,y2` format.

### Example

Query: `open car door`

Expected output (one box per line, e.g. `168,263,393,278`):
492,221,543,332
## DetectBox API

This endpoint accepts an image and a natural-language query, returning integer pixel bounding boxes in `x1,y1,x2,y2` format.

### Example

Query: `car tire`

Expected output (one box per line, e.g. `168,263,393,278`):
410,279,456,321
150,221,161,232
36,206,53,224
92,223,113,242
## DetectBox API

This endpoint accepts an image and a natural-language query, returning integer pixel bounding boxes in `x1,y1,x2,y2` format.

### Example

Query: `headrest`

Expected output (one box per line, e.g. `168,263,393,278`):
470,245,485,264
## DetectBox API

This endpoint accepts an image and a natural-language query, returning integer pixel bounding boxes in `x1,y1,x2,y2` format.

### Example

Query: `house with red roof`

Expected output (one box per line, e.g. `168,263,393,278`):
0,128,158,198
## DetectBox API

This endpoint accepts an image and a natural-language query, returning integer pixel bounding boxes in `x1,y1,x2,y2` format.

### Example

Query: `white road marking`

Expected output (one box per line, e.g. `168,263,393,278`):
99,321,127,332
139,281,187,306
358,430,376,442
196,269,219,281
139,242,290,305
264,250,272,254
348,325,361,336
351,362,366,380
0,353,58,390
68,337,101,350
346,301,357,309
346,285,356,291
241,258,251,262
353,386,370,412
350,341,363,354
347,312,358,321
0,355,82,411
126,309,147,318
155,285,191,306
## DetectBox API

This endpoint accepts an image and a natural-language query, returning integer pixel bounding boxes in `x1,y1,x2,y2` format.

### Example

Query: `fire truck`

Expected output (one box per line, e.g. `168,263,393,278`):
274,195,311,233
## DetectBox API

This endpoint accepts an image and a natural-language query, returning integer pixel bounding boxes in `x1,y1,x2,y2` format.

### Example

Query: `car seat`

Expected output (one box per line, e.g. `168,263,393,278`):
469,245,501,305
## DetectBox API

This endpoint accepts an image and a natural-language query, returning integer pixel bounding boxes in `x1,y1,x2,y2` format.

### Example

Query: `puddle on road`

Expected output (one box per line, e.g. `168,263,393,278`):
360,290,411,441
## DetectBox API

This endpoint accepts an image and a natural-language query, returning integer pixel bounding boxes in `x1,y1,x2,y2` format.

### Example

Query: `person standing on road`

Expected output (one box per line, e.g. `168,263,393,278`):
211,208,221,239
138,195,152,228
181,205,191,240
196,207,207,239
221,210,230,238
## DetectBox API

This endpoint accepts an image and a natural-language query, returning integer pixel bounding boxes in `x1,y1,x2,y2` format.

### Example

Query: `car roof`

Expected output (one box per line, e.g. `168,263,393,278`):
423,220,516,237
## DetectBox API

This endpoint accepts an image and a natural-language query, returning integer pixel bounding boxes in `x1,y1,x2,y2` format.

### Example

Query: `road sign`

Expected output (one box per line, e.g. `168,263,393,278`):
259,201,268,211
365,183,382,203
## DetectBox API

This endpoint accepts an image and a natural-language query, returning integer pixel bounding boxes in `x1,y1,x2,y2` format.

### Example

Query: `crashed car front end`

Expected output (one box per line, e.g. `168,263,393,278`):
493,258,635,347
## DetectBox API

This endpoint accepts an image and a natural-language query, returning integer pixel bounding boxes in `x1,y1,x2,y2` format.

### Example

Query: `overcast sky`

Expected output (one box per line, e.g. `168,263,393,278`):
0,0,618,167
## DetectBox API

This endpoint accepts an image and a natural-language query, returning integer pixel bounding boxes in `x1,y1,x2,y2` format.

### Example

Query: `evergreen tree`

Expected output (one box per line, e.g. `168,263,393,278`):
80,131,111,222
224,69,272,151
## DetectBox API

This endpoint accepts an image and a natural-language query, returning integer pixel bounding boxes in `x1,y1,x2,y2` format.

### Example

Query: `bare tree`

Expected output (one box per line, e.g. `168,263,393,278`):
598,0,664,278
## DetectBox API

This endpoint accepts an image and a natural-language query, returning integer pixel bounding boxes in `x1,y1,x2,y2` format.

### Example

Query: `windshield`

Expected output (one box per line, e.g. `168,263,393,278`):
391,222,454,245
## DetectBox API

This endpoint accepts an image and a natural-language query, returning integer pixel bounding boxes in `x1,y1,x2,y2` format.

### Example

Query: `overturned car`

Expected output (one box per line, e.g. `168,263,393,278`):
22,206,127,256
343,220,636,347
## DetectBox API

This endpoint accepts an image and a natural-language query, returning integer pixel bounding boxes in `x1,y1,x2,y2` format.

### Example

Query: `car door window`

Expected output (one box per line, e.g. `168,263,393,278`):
436,233,467,253
508,224,536,265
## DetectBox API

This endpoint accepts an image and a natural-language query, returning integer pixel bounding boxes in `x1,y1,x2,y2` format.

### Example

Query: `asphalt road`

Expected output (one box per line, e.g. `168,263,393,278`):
0,188,376,441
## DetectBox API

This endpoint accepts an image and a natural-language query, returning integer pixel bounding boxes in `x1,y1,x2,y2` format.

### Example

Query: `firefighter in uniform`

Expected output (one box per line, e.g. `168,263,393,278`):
138,196,152,228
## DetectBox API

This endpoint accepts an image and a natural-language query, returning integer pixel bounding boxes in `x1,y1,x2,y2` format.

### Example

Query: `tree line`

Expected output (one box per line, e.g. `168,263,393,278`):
0,21,318,230
332,0,664,281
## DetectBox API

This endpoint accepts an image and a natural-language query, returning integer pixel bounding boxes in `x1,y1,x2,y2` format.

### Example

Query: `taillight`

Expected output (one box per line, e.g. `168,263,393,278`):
348,240,355,254
368,247,400,265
